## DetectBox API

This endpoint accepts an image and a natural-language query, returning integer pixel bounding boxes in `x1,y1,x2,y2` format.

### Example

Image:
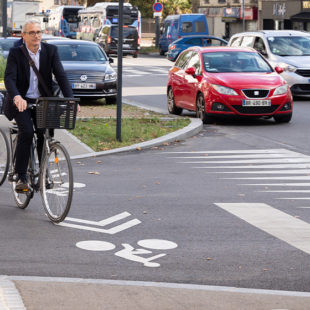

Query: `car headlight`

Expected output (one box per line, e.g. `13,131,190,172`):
278,63,297,72
274,84,288,95
211,84,238,96
105,72,117,81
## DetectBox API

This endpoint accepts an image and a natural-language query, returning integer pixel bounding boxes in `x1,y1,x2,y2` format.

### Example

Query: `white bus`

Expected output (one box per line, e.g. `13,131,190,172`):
76,2,141,42
46,5,83,38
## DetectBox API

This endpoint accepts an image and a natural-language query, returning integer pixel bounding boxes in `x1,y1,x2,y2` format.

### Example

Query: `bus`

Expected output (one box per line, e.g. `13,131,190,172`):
46,5,83,38
76,2,141,42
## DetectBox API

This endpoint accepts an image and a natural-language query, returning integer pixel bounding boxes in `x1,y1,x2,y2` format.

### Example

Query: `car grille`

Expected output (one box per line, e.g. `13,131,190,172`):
232,105,279,114
66,72,105,82
295,69,310,77
242,89,269,98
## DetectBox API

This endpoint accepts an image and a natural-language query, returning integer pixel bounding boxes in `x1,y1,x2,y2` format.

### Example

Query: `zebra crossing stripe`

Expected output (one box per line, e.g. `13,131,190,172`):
215,203,310,255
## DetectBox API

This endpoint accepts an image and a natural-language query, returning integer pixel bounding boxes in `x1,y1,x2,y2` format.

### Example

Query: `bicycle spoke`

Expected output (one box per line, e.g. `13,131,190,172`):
41,143,73,223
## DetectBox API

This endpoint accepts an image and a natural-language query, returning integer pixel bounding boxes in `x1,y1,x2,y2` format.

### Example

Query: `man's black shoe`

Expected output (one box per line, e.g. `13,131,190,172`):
15,179,29,193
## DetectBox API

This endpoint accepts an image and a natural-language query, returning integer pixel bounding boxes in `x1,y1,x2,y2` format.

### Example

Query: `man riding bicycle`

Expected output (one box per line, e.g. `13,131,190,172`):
4,20,74,192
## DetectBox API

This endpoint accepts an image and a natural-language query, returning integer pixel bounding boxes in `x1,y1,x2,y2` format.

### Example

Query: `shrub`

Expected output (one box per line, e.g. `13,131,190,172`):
0,56,7,81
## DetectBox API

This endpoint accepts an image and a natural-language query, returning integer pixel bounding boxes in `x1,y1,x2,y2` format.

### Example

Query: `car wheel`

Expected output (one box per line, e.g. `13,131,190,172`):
273,113,292,123
196,93,212,124
167,87,182,115
106,96,117,105
133,52,138,58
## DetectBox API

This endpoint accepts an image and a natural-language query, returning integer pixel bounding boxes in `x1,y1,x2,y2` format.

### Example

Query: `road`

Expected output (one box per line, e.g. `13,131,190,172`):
1,54,310,307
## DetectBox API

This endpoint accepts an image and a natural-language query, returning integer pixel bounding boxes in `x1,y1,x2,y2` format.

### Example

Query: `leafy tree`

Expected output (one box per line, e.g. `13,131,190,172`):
84,0,192,18
162,0,192,17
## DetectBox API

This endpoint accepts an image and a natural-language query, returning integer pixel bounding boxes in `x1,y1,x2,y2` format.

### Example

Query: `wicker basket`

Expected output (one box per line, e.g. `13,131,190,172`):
36,98,78,129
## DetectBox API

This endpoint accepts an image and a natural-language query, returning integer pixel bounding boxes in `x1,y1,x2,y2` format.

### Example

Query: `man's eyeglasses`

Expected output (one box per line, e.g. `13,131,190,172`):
24,31,43,37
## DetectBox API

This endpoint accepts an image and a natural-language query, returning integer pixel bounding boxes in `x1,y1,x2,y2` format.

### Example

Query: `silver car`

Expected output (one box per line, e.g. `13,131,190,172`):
228,30,310,96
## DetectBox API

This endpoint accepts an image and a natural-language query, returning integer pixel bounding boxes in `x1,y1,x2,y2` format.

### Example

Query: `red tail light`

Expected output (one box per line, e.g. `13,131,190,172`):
107,36,111,44
137,36,140,45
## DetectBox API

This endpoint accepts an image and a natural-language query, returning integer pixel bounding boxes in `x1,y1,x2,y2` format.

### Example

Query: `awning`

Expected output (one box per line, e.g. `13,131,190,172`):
291,12,310,22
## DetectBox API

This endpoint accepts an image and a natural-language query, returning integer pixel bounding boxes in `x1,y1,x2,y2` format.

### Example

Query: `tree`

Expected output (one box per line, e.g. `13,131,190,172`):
84,0,192,18
162,0,192,17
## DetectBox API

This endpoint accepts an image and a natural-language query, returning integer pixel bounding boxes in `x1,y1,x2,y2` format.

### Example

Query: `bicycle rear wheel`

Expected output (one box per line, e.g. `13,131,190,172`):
40,142,73,223
10,135,32,209
0,128,10,186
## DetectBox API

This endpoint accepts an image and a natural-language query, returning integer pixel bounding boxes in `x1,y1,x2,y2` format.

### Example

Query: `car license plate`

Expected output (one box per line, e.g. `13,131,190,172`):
123,44,131,48
242,100,271,107
72,83,96,89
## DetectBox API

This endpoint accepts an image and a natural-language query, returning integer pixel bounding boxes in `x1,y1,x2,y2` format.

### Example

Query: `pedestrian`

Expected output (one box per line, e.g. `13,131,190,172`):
4,19,74,192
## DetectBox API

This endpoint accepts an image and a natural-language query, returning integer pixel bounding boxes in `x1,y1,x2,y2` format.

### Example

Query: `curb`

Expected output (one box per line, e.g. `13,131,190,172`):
70,117,203,160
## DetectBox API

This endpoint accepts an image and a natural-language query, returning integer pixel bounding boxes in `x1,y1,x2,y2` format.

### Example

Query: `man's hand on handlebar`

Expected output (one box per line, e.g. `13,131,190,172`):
14,95,27,112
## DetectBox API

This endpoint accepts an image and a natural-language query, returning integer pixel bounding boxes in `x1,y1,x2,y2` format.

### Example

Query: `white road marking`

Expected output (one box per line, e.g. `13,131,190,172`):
215,203,310,255
58,212,141,234
76,240,115,251
224,176,310,180
137,239,178,250
218,169,310,174
199,164,310,169
166,149,293,154
241,183,310,186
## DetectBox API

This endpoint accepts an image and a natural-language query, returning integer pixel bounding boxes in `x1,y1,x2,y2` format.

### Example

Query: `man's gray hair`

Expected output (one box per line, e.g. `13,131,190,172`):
22,20,41,33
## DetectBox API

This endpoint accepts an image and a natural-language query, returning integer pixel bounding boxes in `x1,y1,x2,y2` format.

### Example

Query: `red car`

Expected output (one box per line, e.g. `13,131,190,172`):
167,46,293,123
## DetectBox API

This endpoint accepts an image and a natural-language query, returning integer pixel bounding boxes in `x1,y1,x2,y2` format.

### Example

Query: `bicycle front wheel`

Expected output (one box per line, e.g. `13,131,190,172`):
0,128,10,186
40,142,73,223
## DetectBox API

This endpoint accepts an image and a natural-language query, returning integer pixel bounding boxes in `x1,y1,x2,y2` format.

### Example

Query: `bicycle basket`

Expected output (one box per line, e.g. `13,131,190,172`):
36,98,78,129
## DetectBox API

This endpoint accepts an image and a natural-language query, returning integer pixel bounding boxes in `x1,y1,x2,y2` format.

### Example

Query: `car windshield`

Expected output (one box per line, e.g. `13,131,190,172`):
0,39,16,52
56,44,107,62
110,27,137,39
203,51,272,73
267,36,310,56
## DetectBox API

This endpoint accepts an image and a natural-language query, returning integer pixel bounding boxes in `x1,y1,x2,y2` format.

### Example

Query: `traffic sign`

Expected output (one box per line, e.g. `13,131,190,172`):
153,2,163,13
153,12,162,17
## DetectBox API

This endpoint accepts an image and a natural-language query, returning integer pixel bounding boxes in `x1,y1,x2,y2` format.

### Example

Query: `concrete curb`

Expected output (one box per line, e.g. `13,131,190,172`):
70,117,203,160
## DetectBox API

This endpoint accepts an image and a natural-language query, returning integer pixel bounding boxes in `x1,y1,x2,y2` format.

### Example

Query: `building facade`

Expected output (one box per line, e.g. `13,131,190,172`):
196,0,310,39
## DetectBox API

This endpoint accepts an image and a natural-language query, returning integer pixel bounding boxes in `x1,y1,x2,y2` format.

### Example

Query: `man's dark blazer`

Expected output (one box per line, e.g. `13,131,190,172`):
4,42,73,120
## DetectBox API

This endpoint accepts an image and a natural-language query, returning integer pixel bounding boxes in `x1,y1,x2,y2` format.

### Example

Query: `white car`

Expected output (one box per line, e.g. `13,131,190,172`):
228,30,310,96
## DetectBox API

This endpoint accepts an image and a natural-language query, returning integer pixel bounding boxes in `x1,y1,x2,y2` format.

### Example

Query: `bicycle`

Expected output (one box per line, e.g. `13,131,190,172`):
0,97,79,223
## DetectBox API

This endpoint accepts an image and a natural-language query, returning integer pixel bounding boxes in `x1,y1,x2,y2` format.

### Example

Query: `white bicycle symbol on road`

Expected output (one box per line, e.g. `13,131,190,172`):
76,239,178,268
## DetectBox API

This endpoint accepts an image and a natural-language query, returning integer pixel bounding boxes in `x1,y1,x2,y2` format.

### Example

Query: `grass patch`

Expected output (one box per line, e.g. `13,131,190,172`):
139,46,159,54
71,117,190,151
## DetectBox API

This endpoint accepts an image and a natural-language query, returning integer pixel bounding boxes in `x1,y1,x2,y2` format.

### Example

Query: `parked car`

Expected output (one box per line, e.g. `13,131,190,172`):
0,37,20,58
167,35,227,62
95,25,139,58
228,30,310,96
167,46,293,123
47,39,117,103
159,14,209,56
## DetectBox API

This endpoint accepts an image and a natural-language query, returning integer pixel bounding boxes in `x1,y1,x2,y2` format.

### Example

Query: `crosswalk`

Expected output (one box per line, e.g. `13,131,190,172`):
115,66,169,77
166,148,310,200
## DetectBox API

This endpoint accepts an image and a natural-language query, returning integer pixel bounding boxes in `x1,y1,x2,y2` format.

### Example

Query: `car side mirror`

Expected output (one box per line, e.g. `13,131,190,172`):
185,67,196,75
109,57,114,64
275,66,284,74
43,17,48,23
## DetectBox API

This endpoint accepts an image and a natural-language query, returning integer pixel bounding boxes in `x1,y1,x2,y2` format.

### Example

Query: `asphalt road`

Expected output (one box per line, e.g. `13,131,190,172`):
1,55,310,299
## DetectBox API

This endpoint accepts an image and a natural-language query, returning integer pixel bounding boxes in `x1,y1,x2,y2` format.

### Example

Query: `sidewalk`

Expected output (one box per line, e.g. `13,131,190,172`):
1,276,310,310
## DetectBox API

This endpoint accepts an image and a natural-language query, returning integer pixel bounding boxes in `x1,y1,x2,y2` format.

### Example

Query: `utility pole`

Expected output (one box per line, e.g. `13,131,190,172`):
116,0,124,142
242,0,245,32
2,0,7,37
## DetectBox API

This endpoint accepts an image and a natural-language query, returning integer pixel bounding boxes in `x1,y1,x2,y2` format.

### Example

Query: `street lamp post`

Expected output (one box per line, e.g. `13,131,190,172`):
2,0,7,37
116,0,124,142
242,0,245,32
